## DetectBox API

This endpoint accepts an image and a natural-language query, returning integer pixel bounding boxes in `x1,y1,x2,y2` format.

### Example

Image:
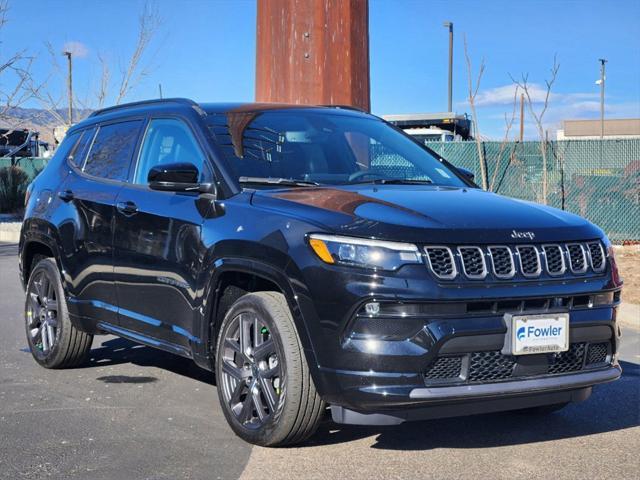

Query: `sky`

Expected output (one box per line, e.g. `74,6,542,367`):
3,0,640,139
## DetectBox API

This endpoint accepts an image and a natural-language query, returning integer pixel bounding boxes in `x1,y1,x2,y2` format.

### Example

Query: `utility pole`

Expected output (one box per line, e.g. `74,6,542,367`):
443,21,453,112
598,58,607,139
63,51,73,125
519,93,524,142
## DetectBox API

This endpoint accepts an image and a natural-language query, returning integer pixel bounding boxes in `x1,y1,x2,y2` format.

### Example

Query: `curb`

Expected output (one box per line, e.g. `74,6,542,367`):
0,221,21,243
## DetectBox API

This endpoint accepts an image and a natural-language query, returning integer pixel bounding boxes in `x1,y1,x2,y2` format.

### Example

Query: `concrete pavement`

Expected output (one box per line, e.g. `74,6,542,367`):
1,242,638,480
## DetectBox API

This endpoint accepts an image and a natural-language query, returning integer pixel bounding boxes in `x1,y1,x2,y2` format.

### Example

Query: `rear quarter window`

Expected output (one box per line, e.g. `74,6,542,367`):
83,120,142,181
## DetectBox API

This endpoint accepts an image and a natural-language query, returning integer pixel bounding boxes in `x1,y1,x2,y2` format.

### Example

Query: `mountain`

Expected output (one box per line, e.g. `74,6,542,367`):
0,107,93,145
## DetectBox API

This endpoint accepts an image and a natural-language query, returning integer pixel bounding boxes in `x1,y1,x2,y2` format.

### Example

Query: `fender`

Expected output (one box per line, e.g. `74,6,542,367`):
19,218,66,290
193,256,321,383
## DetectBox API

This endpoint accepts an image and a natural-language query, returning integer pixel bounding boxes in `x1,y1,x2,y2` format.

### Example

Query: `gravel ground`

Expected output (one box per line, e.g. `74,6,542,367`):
616,246,640,304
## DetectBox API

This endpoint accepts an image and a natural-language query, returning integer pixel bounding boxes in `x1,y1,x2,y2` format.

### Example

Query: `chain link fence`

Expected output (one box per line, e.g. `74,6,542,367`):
425,139,640,243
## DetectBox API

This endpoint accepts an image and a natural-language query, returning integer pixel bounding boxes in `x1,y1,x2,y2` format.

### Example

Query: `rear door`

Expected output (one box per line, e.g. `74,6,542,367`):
113,117,211,352
60,119,143,324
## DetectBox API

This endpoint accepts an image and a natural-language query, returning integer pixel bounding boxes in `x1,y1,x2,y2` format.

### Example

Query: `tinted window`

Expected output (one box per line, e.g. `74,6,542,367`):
84,120,142,181
134,118,205,184
53,131,81,164
207,111,465,187
68,127,96,167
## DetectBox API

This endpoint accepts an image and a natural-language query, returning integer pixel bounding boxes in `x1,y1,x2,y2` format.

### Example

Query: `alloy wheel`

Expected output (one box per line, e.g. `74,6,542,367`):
26,270,59,355
220,312,285,429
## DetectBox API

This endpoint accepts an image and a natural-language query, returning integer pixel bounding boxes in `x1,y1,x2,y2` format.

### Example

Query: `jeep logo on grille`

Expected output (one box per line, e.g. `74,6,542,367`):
510,230,535,240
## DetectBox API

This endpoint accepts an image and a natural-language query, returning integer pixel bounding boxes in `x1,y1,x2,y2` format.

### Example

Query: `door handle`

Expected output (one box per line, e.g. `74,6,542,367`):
58,190,74,202
116,201,138,216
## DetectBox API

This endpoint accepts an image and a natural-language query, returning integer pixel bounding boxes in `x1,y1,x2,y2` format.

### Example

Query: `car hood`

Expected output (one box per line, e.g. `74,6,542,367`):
251,185,603,244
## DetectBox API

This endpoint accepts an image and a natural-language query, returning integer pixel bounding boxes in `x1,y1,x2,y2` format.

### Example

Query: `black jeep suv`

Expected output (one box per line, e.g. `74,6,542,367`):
19,99,623,446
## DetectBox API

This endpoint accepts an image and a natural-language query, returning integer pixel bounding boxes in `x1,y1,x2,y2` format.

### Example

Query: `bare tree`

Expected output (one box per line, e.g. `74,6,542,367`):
114,2,161,105
27,1,161,126
463,35,487,190
489,85,519,191
511,55,560,204
0,1,37,133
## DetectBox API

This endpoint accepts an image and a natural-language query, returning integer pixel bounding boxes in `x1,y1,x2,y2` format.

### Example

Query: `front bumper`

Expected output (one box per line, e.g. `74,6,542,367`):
330,365,621,425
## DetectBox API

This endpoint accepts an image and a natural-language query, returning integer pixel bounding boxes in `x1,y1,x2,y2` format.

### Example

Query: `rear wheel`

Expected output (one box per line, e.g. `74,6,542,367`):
25,258,93,368
215,292,324,446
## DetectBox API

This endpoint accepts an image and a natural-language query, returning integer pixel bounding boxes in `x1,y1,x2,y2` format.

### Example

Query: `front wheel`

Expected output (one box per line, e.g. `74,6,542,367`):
215,292,325,446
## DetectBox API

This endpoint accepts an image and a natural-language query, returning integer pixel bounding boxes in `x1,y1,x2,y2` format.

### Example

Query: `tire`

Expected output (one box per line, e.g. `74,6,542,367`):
25,257,93,368
215,292,325,447
515,402,569,415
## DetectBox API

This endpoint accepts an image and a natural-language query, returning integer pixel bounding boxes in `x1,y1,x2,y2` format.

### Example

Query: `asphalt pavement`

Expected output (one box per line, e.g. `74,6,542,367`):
1,242,638,480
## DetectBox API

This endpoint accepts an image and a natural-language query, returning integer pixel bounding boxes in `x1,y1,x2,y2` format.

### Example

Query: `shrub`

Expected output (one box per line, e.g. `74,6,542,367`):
0,166,29,214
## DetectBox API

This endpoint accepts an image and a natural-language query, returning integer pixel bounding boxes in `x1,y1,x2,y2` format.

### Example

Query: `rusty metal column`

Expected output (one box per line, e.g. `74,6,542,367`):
255,0,370,112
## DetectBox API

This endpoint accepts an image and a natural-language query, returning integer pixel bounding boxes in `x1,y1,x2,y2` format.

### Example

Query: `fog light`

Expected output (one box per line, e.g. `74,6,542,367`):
365,302,380,316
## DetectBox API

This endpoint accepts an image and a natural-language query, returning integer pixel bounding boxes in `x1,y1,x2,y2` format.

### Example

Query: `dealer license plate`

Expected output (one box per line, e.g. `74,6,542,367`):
503,313,569,356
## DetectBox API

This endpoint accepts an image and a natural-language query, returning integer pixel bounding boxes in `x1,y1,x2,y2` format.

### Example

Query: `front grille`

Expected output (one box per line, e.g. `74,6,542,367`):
516,245,541,277
458,247,486,279
587,242,606,272
423,241,606,281
424,356,462,380
488,246,515,278
567,243,588,273
587,342,608,364
423,342,611,386
425,247,456,279
543,245,565,275
548,343,586,373
468,351,516,382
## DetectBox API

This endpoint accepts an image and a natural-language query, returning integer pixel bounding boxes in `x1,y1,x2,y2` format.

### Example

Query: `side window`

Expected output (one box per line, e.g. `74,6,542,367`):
53,131,81,164
68,127,96,168
83,120,142,181
134,118,205,185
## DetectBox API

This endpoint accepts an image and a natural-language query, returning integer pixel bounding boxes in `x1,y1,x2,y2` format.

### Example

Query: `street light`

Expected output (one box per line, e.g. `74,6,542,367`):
597,58,607,140
443,21,453,113
63,51,73,125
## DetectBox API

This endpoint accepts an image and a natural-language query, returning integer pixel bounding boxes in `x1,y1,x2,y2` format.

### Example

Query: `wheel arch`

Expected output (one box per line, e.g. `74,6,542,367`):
198,257,319,379
20,222,65,290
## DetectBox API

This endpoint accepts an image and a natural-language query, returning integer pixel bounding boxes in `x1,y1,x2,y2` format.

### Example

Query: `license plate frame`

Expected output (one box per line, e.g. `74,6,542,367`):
502,312,570,356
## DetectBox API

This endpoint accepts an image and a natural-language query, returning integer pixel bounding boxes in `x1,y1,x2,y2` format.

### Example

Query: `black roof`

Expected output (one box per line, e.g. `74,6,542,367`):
87,98,367,119
70,98,372,135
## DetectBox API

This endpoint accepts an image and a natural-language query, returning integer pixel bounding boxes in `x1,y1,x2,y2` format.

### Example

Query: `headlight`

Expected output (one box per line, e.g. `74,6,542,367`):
308,234,422,271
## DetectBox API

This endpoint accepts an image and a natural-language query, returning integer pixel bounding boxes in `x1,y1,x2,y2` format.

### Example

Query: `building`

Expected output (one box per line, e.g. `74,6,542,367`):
557,118,640,140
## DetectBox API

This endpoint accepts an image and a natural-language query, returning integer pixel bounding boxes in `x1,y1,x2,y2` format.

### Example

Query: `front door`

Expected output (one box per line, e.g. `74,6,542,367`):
113,117,210,352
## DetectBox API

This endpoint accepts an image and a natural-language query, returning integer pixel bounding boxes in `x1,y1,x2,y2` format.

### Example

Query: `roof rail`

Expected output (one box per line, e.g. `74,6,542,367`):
89,98,199,118
321,104,367,113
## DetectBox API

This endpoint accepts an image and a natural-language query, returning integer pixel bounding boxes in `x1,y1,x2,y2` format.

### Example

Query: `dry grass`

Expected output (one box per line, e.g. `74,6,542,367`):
616,246,640,305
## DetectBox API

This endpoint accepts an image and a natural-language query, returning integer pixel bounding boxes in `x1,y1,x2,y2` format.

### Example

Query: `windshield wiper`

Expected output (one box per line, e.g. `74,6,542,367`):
238,176,320,187
350,178,433,185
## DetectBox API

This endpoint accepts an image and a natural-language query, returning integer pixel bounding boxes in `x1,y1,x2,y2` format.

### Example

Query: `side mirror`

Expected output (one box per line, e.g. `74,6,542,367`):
148,162,213,194
456,167,475,181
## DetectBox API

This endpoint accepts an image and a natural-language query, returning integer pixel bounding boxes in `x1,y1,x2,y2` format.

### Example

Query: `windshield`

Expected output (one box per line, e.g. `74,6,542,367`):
207,110,467,187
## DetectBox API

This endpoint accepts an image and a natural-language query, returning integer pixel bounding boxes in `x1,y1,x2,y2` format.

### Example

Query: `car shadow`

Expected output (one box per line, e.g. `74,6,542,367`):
303,360,640,450
78,336,639,450
85,336,215,386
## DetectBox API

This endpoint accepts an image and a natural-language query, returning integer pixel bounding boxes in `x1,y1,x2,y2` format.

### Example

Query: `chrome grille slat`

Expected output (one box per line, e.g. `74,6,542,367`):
488,246,516,279
457,246,487,279
542,244,566,276
516,245,541,277
587,242,606,272
424,246,457,280
567,243,588,273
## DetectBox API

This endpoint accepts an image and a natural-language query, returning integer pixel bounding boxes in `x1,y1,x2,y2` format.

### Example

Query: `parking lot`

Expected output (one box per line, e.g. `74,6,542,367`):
0,242,638,480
